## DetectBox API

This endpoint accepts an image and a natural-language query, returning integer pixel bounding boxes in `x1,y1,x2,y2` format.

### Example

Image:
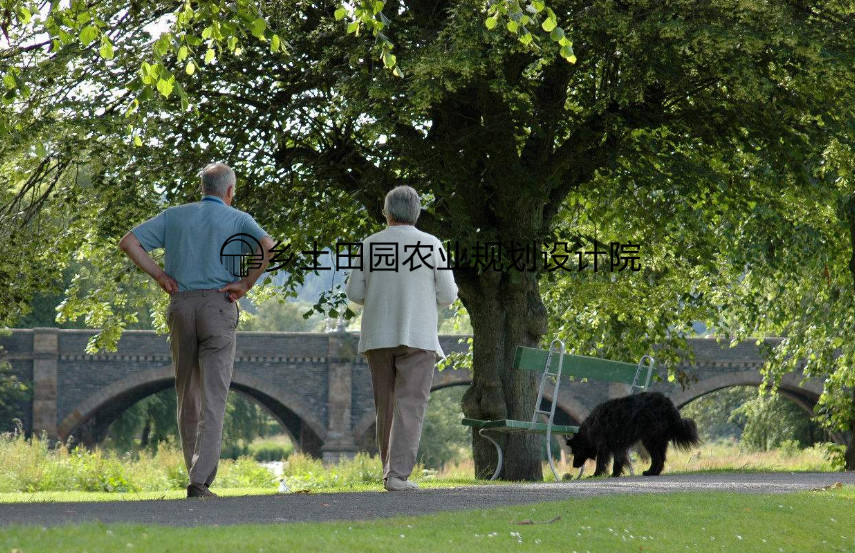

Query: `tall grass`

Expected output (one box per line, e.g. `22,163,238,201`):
278,452,384,491
434,440,845,481
1,427,844,494
0,430,274,493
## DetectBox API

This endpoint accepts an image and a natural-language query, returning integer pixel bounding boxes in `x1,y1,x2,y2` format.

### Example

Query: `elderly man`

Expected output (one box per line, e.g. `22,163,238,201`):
119,163,273,499
345,185,458,491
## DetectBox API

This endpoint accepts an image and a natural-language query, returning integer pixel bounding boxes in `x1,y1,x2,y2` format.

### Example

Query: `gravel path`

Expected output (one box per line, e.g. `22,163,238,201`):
2,472,853,528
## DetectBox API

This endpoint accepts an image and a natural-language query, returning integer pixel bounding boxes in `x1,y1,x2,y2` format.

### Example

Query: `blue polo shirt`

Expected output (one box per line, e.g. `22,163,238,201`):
131,195,270,292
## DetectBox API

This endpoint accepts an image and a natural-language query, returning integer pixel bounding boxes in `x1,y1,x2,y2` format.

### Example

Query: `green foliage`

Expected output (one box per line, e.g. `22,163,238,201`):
249,438,294,462
418,386,470,469
105,389,285,458
3,0,855,479
682,387,757,442
681,387,824,450
240,299,327,332
214,457,277,488
485,0,576,62
730,392,823,453
1,0,284,124
0,431,279,492
107,389,176,454
0,345,29,432
281,452,384,490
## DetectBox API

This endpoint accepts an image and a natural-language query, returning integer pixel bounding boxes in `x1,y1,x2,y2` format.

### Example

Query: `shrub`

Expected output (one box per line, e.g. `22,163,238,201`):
216,457,278,488
249,439,293,462
220,442,249,460
281,452,384,491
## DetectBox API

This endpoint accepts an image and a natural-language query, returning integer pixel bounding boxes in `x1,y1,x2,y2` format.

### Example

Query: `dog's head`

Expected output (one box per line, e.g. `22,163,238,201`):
566,431,594,468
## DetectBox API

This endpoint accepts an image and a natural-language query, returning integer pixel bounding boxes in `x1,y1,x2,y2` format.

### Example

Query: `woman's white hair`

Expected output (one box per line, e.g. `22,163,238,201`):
200,163,236,196
383,186,421,224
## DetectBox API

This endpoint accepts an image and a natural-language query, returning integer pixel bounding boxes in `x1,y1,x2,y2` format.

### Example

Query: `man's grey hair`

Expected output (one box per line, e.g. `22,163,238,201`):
383,186,421,225
200,162,236,196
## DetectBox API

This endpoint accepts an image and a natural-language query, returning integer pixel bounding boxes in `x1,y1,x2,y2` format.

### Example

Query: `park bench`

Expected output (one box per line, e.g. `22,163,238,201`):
462,339,655,481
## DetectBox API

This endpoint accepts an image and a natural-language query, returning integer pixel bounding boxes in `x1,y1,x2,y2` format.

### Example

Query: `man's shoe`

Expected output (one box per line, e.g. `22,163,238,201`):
384,477,417,492
186,483,218,499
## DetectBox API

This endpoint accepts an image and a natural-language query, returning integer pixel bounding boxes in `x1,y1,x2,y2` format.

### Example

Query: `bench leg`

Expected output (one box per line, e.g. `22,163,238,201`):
478,429,503,481
546,428,560,482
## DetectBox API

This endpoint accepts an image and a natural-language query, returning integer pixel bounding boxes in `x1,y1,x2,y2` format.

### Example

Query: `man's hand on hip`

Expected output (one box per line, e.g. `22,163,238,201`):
156,272,179,294
219,280,249,303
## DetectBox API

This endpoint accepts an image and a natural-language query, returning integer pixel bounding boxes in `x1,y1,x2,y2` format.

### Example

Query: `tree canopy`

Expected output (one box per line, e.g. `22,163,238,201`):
2,0,855,476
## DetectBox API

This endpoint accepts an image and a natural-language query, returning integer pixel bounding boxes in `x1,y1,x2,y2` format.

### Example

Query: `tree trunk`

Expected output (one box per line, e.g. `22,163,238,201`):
845,195,855,471
459,268,549,480
845,389,855,471
139,418,151,449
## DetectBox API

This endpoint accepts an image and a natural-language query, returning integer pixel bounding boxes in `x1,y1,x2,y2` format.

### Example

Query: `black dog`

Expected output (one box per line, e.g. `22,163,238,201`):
566,392,699,477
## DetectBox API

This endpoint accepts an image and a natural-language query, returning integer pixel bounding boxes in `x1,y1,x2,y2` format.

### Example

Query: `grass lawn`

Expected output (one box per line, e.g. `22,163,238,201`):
1,487,852,553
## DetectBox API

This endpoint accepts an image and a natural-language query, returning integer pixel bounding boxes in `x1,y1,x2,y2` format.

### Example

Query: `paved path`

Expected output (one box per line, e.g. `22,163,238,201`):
2,472,854,527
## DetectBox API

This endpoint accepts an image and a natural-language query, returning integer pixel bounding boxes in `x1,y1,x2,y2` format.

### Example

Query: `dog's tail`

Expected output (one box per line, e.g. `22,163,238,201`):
670,417,700,451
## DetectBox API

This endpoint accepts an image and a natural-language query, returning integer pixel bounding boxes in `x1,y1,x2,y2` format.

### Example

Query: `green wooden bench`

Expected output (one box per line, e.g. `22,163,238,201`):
462,340,655,481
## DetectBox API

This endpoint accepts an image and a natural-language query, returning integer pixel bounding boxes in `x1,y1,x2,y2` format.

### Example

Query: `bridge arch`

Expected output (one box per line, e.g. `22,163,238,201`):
670,370,823,411
57,366,327,454
669,371,844,444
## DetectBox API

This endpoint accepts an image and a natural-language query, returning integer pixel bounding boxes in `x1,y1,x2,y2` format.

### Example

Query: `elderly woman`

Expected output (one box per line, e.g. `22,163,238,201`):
345,186,458,491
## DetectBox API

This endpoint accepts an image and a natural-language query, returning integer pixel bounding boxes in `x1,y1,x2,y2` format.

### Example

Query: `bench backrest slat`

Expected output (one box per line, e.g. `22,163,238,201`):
513,346,640,385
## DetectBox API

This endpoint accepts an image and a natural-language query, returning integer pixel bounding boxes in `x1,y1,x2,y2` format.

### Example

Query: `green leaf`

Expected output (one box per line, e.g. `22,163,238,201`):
79,25,99,46
19,7,32,24
154,35,171,57
251,17,267,38
383,53,396,68
174,81,190,111
506,20,519,33
541,17,556,32
346,21,359,34
99,38,114,60
133,135,142,147
560,44,575,62
373,1,385,14
177,46,189,62
227,36,239,52
271,34,281,52
520,31,533,46
156,77,174,98
185,61,196,75
485,16,498,30
334,7,347,20
3,73,16,90
392,65,404,78
201,26,213,39
550,27,564,42
204,48,216,64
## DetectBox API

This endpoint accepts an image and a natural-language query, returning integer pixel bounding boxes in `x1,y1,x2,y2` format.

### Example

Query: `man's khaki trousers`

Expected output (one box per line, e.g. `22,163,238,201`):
166,289,238,487
365,346,436,481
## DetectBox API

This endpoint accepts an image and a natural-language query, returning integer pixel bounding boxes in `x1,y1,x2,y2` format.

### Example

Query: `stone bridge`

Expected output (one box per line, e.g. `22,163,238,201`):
1,329,829,460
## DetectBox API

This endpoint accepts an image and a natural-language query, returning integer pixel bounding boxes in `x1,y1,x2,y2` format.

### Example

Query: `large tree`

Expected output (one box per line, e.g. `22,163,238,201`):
2,0,854,478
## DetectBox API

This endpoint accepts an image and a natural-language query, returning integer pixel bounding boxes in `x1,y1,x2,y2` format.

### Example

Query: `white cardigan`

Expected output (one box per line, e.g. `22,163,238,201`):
345,225,458,357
